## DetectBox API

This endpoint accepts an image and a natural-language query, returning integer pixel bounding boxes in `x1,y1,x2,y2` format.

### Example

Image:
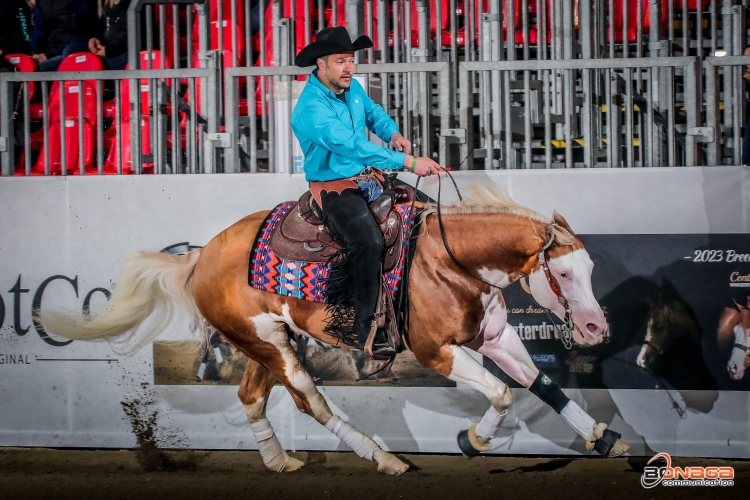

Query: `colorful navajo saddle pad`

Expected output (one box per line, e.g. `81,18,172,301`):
249,202,418,303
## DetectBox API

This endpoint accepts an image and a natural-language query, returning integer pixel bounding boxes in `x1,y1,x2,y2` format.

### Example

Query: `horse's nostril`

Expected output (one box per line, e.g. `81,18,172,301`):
586,323,600,334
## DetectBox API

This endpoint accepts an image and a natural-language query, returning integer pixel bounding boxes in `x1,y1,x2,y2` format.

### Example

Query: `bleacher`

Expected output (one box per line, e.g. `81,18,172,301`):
1,0,749,175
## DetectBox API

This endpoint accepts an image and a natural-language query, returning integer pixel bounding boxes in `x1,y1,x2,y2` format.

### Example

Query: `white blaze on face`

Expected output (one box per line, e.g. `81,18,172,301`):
728,323,750,380
527,248,606,346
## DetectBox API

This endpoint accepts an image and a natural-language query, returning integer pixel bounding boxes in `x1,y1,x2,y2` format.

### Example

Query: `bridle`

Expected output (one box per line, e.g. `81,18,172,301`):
733,343,749,356
415,168,578,349
538,233,575,349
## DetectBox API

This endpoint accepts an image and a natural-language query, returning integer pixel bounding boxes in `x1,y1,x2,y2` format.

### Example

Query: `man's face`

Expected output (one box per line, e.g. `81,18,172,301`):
318,51,356,92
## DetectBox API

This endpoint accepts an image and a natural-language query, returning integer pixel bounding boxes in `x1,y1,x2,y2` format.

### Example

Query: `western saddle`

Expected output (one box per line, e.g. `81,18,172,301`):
269,176,415,361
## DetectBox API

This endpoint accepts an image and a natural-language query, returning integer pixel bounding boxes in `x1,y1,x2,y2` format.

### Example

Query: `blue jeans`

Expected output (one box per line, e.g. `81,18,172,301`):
39,42,129,71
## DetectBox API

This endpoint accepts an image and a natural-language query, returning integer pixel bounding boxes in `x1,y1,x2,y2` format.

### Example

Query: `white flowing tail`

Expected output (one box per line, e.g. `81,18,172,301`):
37,250,203,353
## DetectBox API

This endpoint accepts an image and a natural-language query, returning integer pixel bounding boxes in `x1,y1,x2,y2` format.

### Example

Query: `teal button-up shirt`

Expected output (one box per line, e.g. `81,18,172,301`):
291,69,407,181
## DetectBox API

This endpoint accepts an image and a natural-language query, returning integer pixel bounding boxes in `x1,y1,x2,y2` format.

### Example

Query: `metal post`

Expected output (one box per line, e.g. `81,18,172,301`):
127,0,143,70
705,59,720,165
346,0,364,61
0,78,12,175
684,57,701,166
458,64,472,169
580,0,594,167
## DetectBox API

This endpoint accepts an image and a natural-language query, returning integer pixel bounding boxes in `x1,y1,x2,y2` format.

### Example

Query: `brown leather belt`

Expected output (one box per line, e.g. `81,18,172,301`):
309,168,385,207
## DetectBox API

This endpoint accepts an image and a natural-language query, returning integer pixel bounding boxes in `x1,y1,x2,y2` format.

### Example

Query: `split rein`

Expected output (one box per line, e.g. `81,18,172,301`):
403,168,575,350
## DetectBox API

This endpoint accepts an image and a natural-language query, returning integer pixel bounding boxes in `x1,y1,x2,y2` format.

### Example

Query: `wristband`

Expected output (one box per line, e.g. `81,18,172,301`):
410,156,417,174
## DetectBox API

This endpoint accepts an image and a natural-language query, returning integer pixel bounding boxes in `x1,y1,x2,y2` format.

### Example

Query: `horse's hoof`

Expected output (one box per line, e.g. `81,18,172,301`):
374,449,409,476
457,424,491,458
282,456,305,472
606,439,630,458
589,424,629,458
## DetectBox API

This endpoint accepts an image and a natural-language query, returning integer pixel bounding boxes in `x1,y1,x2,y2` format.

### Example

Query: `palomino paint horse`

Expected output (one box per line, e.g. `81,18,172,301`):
718,297,750,380
39,184,628,475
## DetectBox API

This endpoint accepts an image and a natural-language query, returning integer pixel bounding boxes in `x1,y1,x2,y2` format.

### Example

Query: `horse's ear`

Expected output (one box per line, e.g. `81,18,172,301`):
552,211,573,232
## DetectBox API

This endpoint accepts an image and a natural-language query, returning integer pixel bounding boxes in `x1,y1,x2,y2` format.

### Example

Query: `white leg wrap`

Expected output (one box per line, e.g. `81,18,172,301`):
560,400,596,442
325,415,380,461
196,363,207,380
475,407,508,439
250,418,290,472
213,347,224,364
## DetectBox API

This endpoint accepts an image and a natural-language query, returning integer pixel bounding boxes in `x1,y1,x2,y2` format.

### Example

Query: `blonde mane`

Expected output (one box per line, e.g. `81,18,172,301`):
421,182,576,246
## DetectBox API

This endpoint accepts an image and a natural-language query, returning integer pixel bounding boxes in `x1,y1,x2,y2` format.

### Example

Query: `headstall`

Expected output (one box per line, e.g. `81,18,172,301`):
539,228,574,350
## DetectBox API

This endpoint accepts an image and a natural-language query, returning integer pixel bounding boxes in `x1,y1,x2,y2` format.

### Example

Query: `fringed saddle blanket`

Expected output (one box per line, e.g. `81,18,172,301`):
249,202,418,303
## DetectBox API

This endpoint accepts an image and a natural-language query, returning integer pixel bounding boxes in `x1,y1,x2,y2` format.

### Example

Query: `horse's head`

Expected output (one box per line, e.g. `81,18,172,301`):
726,302,750,381
527,212,607,346
637,300,698,369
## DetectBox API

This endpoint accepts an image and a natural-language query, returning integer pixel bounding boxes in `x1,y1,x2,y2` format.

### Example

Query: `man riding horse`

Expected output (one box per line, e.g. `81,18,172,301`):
291,27,440,354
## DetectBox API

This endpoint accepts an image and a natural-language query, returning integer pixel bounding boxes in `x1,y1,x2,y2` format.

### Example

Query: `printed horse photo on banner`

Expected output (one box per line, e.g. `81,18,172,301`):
718,296,750,381
38,177,631,475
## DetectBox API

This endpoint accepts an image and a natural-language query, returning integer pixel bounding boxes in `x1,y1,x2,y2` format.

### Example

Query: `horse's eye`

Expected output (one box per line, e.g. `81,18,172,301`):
560,272,568,278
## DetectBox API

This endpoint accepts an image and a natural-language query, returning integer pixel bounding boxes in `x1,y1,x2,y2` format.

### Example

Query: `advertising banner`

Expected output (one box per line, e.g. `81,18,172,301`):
1,168,748,458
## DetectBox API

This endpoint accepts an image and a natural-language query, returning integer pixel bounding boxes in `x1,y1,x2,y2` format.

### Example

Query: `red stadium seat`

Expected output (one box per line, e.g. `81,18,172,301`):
607,0,668,43
4,54,37,100
102,51,174,174
672,0,711,10
18,53,104,175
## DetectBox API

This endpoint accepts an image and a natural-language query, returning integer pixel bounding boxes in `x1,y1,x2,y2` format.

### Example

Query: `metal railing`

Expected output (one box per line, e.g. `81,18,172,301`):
0,67,217,176
458,56,704,169
123,1,746,80
223,62,451,173
705,55,750,166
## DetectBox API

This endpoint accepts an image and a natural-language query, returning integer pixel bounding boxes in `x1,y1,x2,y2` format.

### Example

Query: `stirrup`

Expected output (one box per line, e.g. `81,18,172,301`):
364,326,396,360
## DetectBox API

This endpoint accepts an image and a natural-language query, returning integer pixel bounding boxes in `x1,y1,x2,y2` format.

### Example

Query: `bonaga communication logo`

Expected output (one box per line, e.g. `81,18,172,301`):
641,453,734,488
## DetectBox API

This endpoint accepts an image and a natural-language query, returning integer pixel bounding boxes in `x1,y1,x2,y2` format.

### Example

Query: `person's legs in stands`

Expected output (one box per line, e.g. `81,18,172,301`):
38,55,64,71
103,52,128,70
62,42,91,57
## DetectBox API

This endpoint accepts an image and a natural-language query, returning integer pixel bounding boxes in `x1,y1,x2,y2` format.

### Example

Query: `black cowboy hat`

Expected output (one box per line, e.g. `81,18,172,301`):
295,26,373,67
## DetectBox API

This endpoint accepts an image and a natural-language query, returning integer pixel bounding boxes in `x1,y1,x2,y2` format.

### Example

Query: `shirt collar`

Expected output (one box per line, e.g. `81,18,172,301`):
310,69,349,101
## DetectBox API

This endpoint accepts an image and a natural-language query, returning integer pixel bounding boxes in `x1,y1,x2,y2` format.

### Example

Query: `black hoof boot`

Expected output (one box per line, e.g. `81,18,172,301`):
457,429,482,458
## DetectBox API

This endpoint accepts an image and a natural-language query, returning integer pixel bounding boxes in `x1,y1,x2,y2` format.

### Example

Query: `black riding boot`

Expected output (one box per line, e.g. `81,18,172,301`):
320,189,385,349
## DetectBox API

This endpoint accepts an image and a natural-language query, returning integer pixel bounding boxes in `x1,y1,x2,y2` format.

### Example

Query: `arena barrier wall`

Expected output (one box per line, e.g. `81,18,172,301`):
0,167,748,457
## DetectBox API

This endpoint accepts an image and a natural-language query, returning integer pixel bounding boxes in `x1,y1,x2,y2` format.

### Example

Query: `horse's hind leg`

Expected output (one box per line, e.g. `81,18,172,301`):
249,313,409,475
238,358,304,472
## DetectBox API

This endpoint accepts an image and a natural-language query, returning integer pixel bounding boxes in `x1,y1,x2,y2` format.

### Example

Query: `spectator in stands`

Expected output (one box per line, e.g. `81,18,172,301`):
0,37,26,164
0,0,33,54
61,0,130,70
743,46,750,165
250,0,270,36
30,0,98,71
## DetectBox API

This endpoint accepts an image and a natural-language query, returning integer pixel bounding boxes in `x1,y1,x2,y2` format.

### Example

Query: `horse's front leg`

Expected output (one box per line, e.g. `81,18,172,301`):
473,321,630,458
408,333,513,457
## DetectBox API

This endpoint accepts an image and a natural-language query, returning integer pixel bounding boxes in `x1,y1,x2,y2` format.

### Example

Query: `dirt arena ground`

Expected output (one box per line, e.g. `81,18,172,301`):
1,448,747,500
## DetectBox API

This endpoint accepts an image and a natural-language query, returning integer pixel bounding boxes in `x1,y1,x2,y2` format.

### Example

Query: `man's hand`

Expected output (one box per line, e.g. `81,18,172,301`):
32,53,47,63
89,38,106,57
403,155,441,177
390,133,412,155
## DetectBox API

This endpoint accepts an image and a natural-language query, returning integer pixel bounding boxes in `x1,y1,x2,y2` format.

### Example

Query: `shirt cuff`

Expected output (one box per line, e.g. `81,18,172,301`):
390,150,407,169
